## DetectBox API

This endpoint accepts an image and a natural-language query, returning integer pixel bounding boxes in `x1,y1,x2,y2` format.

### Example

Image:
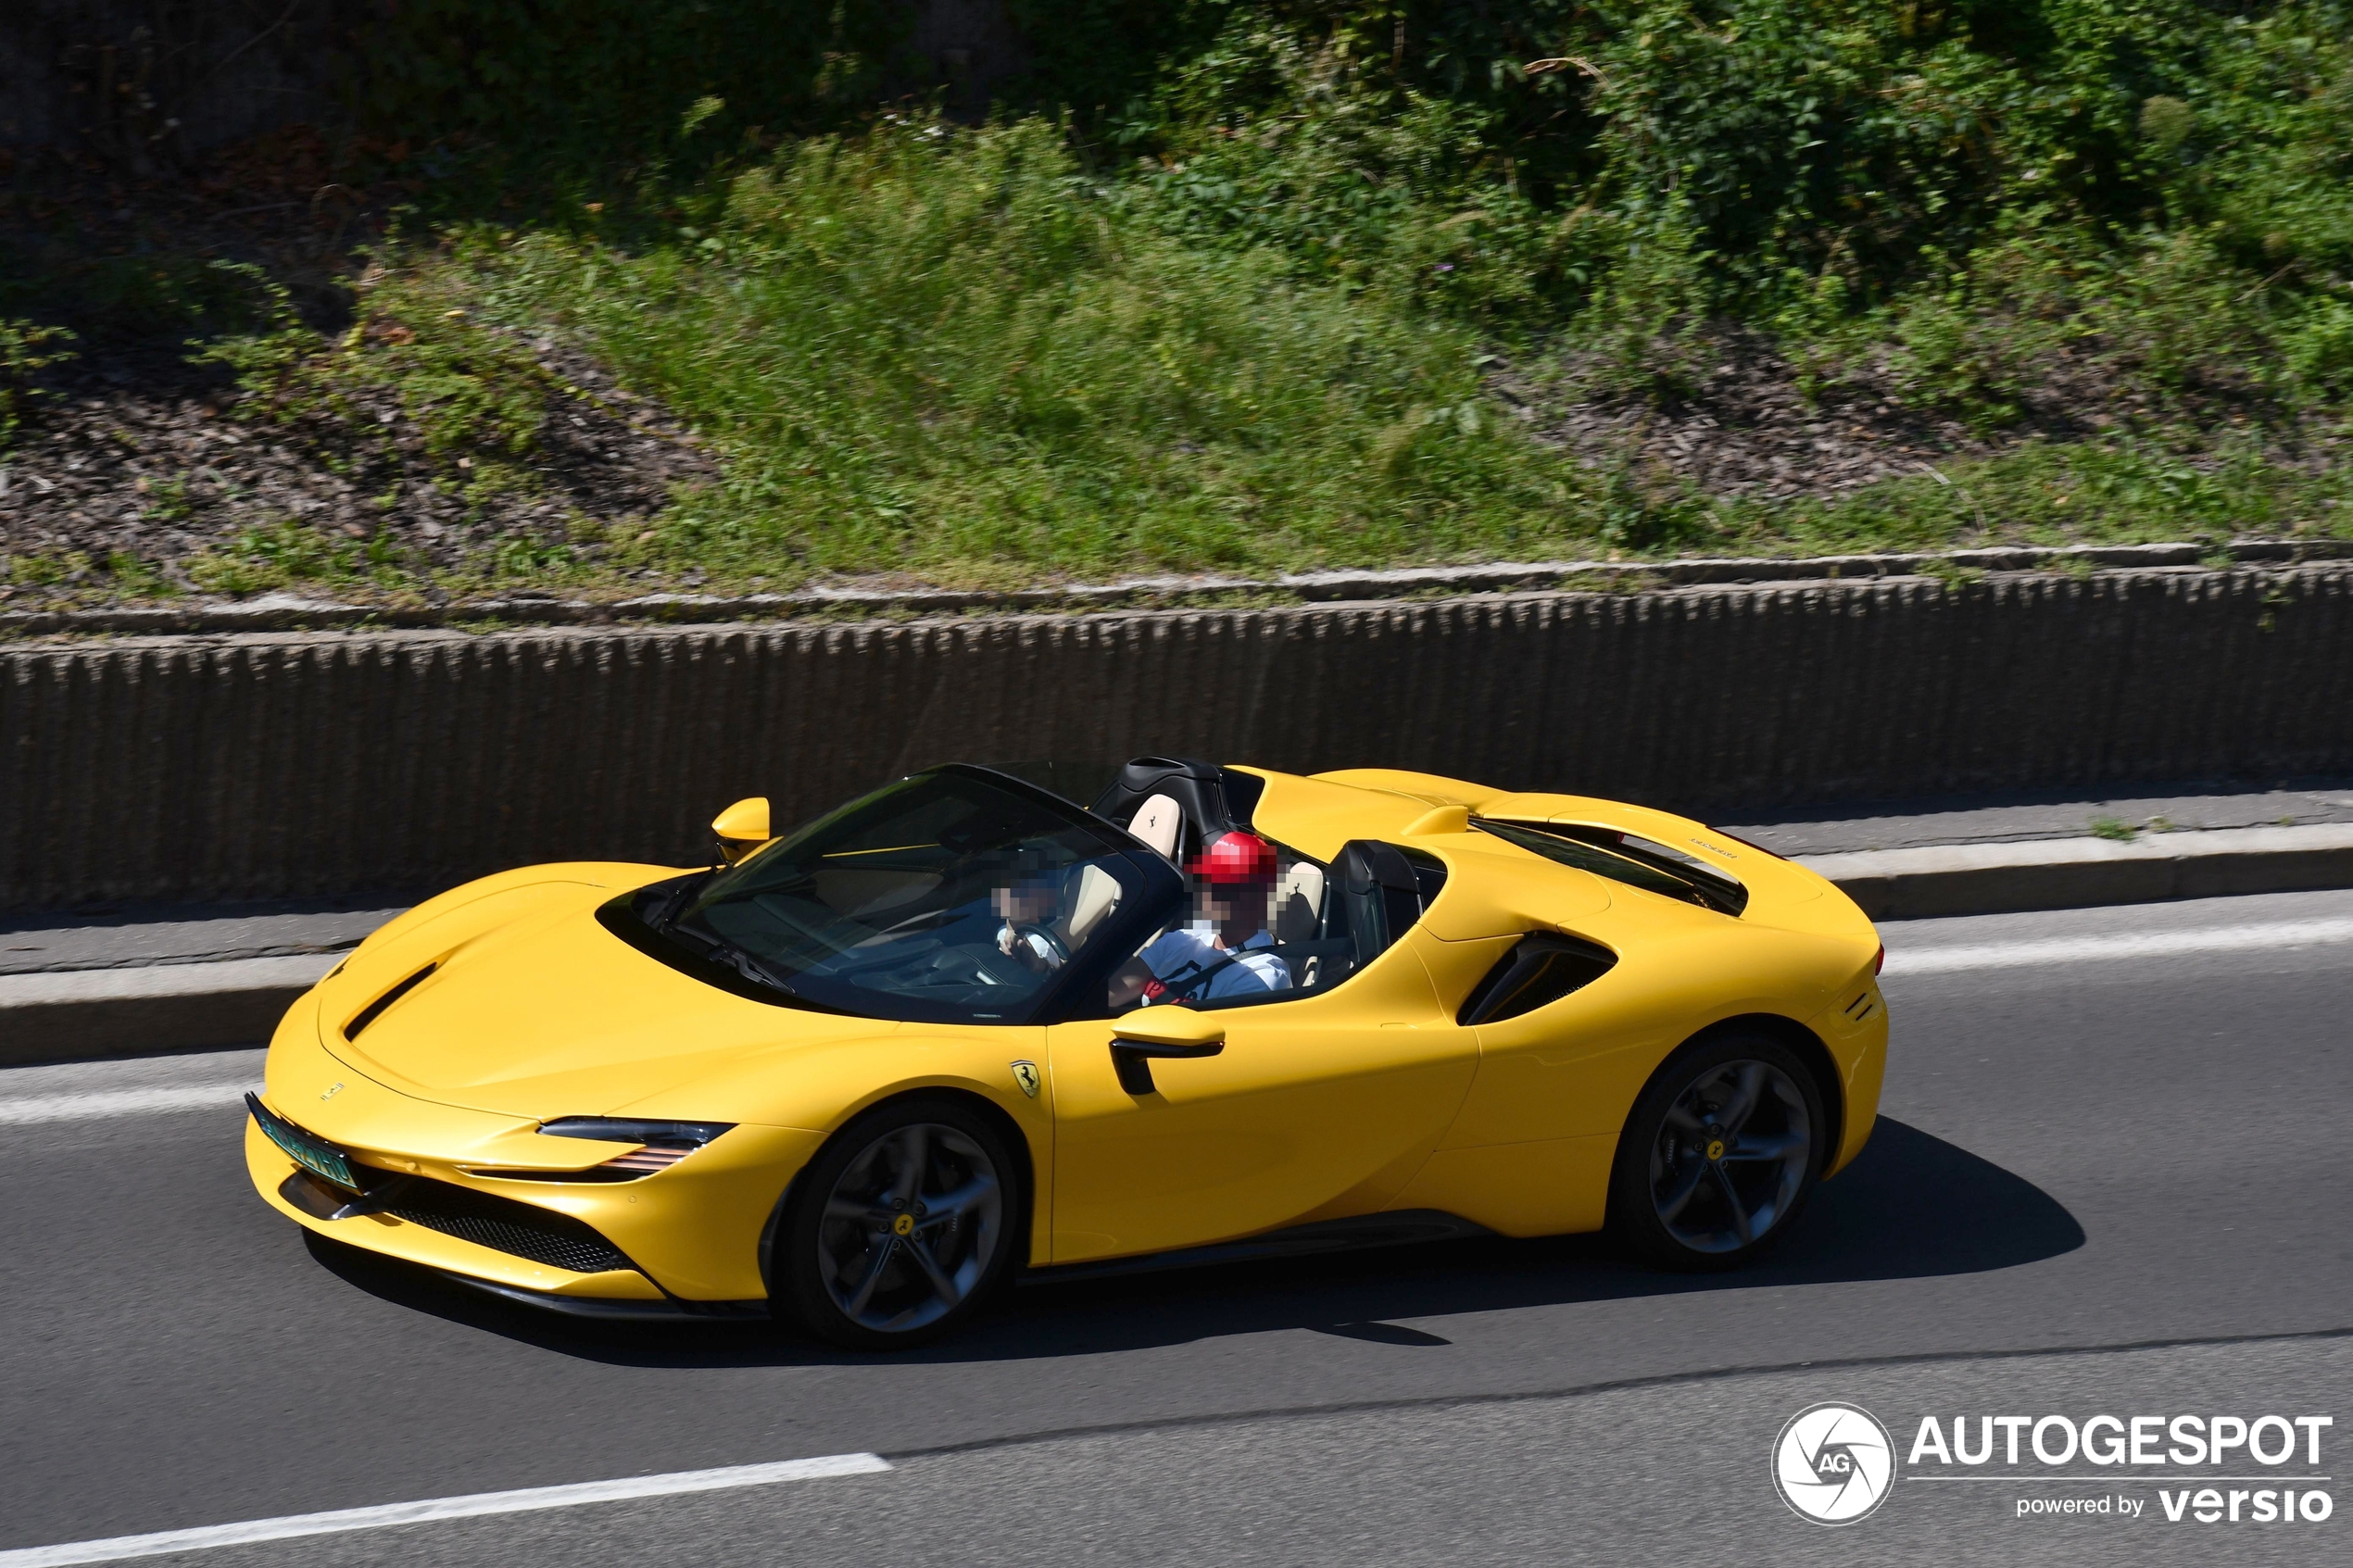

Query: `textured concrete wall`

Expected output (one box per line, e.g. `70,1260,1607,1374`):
5,567,2349,910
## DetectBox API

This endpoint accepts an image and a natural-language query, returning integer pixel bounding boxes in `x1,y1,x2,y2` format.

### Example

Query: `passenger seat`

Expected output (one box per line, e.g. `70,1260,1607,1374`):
1127,794,1184,861
1273,860,1325,943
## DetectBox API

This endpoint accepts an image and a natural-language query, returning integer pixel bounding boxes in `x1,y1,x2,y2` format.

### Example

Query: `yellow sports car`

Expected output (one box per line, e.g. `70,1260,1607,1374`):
246,759,1888,1348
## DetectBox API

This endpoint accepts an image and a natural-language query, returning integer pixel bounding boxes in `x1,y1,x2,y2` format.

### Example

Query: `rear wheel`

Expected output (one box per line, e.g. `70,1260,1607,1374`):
776,1097,1019,1350
1608,1032,1826,1271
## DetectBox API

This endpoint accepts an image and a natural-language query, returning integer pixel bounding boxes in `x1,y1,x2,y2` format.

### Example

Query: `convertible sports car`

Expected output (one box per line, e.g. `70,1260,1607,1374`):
246,759,1888,1348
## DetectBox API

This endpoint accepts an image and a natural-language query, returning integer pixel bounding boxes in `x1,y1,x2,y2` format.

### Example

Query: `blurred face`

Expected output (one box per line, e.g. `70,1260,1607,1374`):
992,875,1059,925
1195,877,1271,935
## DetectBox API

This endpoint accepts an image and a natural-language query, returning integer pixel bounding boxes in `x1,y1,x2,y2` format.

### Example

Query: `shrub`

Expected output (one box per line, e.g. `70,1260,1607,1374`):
0,318,76,446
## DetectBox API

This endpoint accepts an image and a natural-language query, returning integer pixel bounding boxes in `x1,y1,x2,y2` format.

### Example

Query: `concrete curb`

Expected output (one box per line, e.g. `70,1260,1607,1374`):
10,824,2353,1068
0,954,336,1068
1799,822,2353,921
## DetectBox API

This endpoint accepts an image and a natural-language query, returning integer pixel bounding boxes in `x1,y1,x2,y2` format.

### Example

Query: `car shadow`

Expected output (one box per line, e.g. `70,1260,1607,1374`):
308,1116,2082,1369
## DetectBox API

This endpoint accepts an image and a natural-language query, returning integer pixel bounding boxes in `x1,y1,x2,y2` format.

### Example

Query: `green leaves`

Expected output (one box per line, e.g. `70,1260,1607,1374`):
0,317,76,447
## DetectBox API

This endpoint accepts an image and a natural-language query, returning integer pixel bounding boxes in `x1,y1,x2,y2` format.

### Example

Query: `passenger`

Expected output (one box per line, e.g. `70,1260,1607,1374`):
1108,831,1291,1008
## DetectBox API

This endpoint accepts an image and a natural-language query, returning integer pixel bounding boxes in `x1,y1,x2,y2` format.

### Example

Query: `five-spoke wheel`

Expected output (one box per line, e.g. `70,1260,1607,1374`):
1608,1033,1826,1270
776,1098,1018,1348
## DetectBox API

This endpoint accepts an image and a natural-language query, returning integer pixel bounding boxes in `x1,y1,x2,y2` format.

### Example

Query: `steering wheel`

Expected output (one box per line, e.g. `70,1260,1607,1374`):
1008,922,1071,969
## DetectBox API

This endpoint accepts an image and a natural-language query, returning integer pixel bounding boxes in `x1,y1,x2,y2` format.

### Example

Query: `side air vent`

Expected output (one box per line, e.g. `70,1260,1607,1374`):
1457,933,1618,1026
1843,988,1878,1024
343,963,438,1041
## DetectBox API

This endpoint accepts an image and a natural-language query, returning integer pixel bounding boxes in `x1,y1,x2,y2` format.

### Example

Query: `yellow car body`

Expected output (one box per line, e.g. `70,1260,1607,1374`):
246,763,1887,1320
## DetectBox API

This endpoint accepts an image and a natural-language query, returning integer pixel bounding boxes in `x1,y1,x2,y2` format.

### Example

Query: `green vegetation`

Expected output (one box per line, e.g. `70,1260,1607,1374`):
472,120,1592,581
1,316,75,446
11,2,2353,598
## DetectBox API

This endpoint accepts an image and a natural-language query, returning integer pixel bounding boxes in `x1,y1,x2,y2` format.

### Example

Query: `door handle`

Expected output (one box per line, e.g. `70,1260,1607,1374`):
1108,1023,1224,1095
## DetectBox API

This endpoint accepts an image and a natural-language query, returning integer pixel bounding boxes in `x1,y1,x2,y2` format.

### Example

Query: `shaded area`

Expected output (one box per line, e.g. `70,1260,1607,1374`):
309,1118,2082,1370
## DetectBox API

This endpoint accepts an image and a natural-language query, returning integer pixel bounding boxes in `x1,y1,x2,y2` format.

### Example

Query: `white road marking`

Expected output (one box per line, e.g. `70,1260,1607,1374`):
0,1453,893,1567
1886,916,2353,975
0,1085,257,1125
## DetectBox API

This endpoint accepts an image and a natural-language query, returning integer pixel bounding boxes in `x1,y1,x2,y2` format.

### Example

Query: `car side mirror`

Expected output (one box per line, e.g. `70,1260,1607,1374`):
1110,1009,1226,1095
711,797,772,865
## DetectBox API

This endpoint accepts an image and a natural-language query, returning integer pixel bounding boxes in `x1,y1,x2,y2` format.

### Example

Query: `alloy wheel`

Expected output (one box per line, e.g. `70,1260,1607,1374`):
1645,1059,1814,1255
814,1122,1005,1336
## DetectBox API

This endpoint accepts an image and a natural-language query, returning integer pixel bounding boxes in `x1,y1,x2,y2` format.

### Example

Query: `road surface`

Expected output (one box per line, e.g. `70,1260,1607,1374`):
4,891,2347,1565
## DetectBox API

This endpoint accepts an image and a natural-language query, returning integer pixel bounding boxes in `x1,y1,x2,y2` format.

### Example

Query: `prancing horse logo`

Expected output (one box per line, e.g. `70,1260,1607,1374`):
1010,1060,1041,1098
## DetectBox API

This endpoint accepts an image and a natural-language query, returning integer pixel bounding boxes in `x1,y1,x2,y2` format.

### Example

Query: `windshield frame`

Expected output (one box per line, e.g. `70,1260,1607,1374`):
601,765,1186,1025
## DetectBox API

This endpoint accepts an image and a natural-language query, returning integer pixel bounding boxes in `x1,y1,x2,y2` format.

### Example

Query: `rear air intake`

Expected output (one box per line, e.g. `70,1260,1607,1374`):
344,963,438,1041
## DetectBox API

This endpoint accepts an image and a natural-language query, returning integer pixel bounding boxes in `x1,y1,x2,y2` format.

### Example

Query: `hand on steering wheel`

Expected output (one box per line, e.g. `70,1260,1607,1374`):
1002,921,1070,972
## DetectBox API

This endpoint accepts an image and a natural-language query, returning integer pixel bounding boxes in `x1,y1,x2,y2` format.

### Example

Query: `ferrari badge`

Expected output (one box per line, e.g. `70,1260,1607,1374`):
1010,1060,1041,1098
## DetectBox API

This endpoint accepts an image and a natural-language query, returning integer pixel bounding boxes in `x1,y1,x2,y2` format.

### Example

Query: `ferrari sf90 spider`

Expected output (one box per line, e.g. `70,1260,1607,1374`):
247,759,1886,1348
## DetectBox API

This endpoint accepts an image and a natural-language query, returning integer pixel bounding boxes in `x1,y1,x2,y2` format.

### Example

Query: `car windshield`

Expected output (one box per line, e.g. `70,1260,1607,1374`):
661,767,1157,1023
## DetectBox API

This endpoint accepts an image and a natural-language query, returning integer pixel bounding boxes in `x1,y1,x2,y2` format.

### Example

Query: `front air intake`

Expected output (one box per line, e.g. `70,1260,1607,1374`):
344,963,438,1041
380,1175,635,1275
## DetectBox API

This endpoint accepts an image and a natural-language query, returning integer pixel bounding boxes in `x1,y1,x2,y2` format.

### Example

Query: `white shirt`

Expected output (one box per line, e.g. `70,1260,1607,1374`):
1139,924,1291,1001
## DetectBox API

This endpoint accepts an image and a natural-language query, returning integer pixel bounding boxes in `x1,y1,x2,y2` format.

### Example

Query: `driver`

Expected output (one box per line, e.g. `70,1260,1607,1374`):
992,859,1069,973
1108,831,1290,1008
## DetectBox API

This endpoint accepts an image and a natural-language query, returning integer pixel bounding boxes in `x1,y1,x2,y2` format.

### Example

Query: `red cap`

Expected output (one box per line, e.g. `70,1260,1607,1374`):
1189,830,1277,885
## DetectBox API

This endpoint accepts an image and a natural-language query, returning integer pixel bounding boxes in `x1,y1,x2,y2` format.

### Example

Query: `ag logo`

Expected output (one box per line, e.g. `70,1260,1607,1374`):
1772,1402,1895,1525
1010,1060,1041,1098
320,1082,344,1101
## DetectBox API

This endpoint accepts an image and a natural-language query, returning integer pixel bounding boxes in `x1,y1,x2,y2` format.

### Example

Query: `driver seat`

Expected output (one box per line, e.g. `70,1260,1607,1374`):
1061,862,1124,947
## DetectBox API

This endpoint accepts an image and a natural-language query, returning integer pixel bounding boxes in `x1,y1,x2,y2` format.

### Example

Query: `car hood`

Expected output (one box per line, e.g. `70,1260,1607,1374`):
317,877,898,1120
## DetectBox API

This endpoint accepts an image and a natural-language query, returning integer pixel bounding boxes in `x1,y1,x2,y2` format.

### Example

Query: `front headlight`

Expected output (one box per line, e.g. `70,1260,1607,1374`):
512,1117,736,1179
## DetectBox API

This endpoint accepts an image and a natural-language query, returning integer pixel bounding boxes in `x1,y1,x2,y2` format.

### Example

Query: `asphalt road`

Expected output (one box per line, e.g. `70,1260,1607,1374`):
3,891,2348,1565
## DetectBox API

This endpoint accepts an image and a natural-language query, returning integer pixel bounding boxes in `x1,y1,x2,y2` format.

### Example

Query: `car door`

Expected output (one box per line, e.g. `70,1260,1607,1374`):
1042,935,1479,1264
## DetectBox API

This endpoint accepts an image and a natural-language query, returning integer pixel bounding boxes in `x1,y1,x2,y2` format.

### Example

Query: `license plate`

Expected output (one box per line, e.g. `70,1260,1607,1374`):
246,1093,359,1191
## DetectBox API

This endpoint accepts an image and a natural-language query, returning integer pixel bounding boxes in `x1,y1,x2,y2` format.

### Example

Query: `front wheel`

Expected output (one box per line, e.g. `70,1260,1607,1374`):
775,1097,1020,1350
1607,1033,1826,1271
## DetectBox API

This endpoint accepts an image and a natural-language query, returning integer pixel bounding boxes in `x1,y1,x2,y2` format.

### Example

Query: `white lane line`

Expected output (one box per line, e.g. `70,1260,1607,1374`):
0,1453,893,1567
1887,916,2353,975
0,1085,257,1126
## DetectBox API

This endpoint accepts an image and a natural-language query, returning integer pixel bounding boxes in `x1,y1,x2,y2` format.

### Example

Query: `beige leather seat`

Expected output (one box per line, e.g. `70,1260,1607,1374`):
1126,793,1184,861
1060,862,1124,948
1273,859,1325,944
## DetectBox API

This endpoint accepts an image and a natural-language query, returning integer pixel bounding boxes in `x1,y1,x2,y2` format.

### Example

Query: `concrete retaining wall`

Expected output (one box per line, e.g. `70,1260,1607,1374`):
6,565,2350,911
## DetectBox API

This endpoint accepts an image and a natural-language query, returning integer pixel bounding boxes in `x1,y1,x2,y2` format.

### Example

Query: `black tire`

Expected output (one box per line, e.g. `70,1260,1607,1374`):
1606,1031,1828,1272
775,1096,1021,1350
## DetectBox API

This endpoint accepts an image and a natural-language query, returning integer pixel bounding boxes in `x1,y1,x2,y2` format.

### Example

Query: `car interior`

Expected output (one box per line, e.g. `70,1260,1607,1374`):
1089,757,1446,1011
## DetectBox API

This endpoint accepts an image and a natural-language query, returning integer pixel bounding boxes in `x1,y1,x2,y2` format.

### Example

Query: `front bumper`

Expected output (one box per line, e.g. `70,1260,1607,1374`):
248,1121,673,1300
245,1110,824,1304
246,997,824,1303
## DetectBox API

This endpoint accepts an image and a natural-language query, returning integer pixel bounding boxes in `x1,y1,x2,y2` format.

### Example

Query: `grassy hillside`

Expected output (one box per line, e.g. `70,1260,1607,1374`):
6,2,2352,604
